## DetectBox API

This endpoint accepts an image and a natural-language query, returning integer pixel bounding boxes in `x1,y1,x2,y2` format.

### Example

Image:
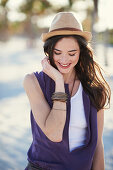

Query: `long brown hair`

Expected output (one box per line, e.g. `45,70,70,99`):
43,35,111,111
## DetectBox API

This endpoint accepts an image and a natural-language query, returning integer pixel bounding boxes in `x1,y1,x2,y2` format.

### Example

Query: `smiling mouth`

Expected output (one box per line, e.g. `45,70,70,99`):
58,62,71,69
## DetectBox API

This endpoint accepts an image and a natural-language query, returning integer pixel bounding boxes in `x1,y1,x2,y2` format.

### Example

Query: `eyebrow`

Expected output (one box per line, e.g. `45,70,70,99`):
68,50,77,52
54,48,61,52
54,48,77,52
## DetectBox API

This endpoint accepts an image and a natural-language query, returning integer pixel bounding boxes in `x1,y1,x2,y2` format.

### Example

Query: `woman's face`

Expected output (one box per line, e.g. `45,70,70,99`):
53,37,80,75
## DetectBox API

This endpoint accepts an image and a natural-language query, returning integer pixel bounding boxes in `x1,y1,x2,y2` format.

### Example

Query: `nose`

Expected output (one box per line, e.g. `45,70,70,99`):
59,54,69,64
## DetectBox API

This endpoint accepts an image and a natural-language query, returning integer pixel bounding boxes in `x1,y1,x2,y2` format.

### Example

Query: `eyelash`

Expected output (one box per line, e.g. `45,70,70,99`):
69,54,75,56
54,52,75,56
54,52,61,55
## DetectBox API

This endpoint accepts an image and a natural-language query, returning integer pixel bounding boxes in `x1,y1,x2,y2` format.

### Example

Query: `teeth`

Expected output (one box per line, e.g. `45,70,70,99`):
60,63,70,67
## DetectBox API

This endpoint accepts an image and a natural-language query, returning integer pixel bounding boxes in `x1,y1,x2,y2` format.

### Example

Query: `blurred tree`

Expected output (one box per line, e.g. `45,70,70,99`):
81,0,99,50
68,0,73,8
93,0,98,13
91,0,98,47
20,0,51,15
0,0,9,41
0,0,8,6
19,0,51,47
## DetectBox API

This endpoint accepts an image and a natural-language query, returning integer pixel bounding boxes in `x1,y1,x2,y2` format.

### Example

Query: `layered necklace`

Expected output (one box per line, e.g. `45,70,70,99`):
70,74,76,97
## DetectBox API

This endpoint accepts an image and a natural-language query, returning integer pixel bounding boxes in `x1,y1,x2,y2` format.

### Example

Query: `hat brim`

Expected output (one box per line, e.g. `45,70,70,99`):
41,30,92,42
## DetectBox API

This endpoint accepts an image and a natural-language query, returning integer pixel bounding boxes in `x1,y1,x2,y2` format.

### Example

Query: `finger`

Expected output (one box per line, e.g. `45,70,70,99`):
48,60,50,64
42,57,50,65
44,56,49,60
41,58,47,64
41,59,49,69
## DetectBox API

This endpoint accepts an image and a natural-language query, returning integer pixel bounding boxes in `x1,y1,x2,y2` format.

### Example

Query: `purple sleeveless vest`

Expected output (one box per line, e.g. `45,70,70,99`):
26,71,97,170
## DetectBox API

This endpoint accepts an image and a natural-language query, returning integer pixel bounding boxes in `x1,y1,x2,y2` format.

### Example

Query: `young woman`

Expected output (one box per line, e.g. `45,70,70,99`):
24,12,111,170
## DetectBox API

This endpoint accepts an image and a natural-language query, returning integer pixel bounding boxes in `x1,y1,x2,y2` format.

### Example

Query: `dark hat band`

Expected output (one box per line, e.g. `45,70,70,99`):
50,27,81,32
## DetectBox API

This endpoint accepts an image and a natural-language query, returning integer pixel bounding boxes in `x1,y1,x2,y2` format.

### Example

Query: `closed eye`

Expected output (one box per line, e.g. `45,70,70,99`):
54,51,61,55
69,53,76,56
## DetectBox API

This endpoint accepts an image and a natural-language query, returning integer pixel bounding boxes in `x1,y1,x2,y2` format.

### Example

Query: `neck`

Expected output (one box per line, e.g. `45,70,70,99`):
63,69,76,84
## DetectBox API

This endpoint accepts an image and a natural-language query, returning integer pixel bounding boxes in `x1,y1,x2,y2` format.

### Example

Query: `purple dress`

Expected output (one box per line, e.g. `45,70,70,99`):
25,71,97,170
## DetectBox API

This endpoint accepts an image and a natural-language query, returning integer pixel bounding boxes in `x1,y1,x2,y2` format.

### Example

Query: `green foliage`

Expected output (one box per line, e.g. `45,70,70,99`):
109,29,113,44
97,31,113,45
0,0,8,30
20,0,51,15
68,0,73,7
0,0,8,7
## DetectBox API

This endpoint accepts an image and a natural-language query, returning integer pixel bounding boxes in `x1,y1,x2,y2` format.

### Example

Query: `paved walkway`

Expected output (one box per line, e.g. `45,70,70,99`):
0,36,113,170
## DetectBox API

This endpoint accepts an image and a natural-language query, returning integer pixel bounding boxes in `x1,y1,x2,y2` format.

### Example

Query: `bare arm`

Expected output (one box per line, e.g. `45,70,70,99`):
44,76,66,141
23,56,68,142
92,109,105,170
23,73,66,142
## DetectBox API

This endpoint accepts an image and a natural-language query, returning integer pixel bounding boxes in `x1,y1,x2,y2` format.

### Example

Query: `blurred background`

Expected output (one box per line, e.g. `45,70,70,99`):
0,0,113,169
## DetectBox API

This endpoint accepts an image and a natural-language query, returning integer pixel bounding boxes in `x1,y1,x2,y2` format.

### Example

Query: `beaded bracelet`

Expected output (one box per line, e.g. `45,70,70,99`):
51,92,68,103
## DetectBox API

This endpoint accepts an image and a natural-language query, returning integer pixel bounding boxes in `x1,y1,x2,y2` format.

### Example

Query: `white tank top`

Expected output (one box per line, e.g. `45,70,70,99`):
69,82,87,152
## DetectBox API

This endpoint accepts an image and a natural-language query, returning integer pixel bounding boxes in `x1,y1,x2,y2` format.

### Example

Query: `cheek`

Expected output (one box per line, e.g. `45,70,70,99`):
72,54,79,64
53,55,55,61
53,55,59,62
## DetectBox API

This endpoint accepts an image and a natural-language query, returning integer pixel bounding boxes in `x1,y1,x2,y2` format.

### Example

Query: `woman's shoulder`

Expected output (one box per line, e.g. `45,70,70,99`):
24,72,35,80
23,71,47,94
23,71,44,83
23,72,39,89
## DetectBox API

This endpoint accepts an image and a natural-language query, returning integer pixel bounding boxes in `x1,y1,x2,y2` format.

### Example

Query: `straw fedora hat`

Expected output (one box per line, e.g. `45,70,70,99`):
41,12,92,42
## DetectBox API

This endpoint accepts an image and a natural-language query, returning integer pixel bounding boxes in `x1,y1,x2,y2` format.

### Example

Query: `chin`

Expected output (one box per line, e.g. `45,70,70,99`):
58,69,70,74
